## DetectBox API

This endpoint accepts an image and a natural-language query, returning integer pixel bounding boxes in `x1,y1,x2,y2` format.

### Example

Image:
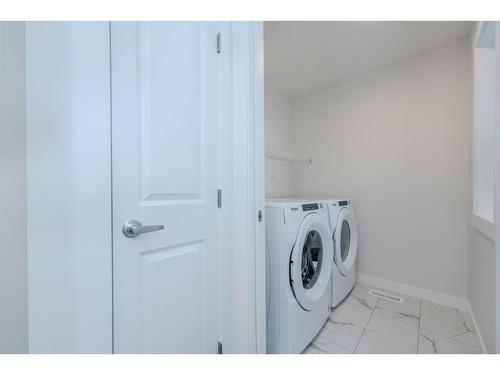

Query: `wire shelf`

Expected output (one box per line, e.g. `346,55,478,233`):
265,147,312,165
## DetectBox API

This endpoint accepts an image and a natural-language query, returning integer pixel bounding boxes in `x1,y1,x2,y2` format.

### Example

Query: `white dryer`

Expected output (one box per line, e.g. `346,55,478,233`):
324,199,358,307
265,200,333,354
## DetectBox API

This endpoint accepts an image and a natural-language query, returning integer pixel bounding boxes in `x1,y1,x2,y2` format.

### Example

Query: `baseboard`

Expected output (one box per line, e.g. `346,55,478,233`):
356,272,468,310
466,301,488,354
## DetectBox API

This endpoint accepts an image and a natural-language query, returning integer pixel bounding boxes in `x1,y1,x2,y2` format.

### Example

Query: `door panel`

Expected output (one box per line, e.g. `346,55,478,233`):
139,22,204,201
112,21,220,353
140,241,203,353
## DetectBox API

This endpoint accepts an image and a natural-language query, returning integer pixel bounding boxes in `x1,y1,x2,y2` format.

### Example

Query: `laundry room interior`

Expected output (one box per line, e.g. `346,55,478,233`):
263,21,496,354
0,19,499,358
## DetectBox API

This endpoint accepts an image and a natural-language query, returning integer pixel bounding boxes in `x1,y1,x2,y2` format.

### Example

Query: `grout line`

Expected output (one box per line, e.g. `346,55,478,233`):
353,295,379,353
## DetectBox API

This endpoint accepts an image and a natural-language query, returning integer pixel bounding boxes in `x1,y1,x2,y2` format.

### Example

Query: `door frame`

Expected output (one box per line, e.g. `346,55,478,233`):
253,21,266,355
229,21,265,354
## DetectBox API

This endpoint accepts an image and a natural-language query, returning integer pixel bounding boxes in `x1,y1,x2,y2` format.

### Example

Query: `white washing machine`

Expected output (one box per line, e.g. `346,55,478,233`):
324,199,358,307
265,200,333,354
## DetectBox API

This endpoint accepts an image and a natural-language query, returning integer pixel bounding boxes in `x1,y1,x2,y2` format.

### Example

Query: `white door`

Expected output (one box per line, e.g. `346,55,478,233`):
111,22,221,353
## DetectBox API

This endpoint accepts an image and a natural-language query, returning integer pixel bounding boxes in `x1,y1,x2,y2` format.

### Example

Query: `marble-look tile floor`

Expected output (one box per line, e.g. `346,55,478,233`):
303,283,482,354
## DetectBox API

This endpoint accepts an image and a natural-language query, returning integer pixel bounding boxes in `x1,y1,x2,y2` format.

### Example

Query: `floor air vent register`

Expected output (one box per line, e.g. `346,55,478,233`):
368,289,404,304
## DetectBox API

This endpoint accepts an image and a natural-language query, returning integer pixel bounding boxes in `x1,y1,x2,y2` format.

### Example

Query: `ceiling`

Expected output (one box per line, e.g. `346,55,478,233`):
264,21,473,98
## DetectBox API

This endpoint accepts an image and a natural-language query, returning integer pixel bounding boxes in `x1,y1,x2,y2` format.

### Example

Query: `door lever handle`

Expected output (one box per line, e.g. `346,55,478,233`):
122,219,165,238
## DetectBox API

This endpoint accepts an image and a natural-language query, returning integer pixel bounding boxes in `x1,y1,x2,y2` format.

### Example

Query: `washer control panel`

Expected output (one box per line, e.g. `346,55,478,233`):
302,203,319,211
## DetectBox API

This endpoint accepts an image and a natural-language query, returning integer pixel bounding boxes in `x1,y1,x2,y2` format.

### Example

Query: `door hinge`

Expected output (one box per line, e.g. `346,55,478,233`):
217,189,222,208
218,341,223,354
258,210,263,222
217,33,222,54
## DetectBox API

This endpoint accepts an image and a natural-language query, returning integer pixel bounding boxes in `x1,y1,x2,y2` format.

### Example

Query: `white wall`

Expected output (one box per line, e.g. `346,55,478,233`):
265,84,293,198
26,22,112,353
0,21,27,353
291,39,471,299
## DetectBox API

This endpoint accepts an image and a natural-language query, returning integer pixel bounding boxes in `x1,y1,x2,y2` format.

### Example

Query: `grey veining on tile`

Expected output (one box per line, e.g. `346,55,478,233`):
321,290,376,350
420,300,481,349
452,311,476,342
301,282,481,355
302,345,324,354
349,282,379,310
375,290,421,328
418,329,438,353
320,318,364,351
418,329,480,354
355,311,418,353
307,334,352,354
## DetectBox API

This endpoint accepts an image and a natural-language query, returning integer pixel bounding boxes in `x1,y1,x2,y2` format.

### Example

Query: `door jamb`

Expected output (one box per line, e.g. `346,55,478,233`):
252,21,266,354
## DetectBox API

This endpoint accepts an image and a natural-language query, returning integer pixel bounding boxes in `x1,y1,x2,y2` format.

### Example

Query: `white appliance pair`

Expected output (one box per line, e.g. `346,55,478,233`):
265,199,358,354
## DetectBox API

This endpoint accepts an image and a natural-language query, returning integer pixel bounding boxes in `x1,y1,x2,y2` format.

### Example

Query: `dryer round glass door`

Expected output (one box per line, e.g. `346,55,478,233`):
290,213,333,311
334,207,358,276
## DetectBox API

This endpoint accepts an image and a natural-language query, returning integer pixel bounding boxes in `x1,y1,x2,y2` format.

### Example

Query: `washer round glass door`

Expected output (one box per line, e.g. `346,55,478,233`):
334,207,358,276
289,213,333,311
